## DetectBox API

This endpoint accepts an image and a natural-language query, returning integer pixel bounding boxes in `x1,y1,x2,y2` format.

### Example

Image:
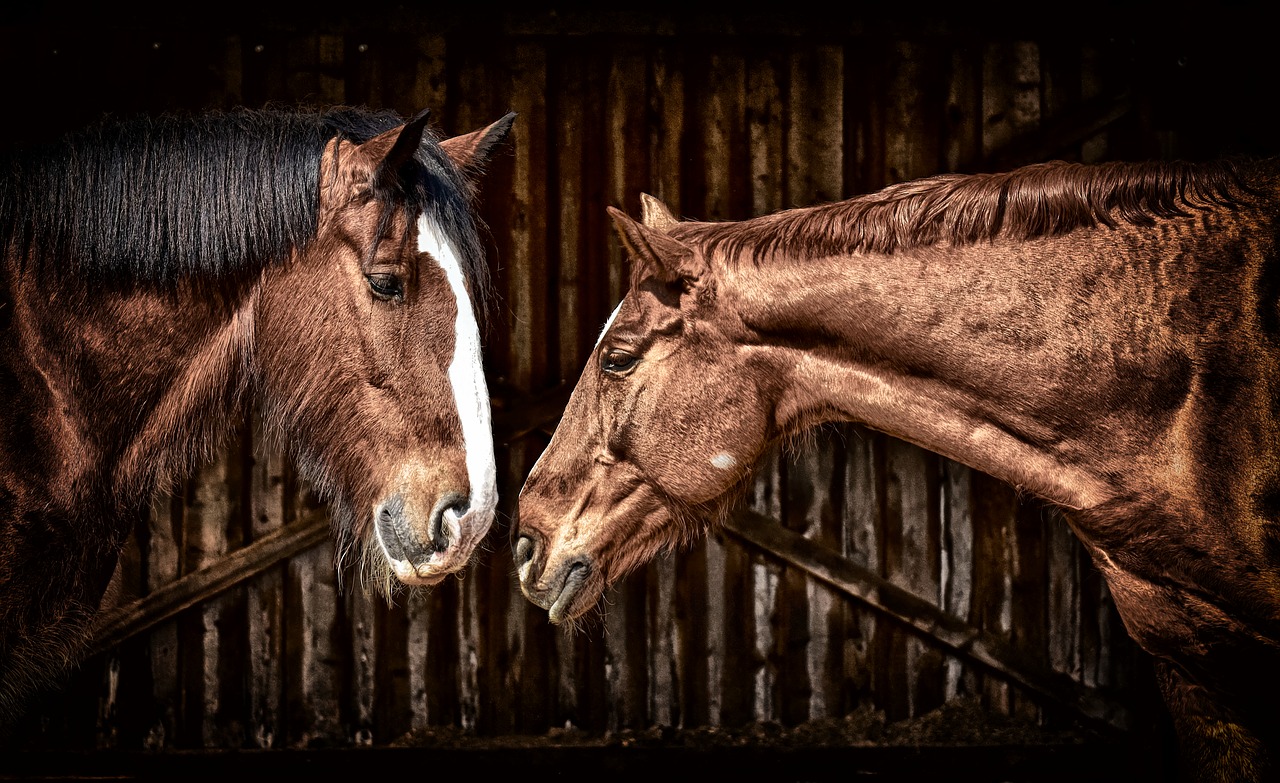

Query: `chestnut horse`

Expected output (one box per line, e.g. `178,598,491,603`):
514,159,1280,782
0,105,514,726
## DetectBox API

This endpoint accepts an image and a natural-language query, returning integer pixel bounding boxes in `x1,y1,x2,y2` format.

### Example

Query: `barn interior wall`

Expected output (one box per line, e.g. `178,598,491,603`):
1,1,1275,762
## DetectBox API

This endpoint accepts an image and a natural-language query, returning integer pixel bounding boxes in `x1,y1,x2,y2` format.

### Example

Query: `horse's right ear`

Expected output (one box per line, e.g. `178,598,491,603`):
440,112,517,174
639,193,679,232
607,206,706,293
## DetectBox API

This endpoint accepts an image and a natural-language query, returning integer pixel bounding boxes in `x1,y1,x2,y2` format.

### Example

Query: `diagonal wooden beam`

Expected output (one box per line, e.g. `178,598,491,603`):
88,518,331,658
88,385,572,655
721,508,1133,737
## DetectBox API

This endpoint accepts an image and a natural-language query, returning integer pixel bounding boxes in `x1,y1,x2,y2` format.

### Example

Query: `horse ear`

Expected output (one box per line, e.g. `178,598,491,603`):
607,206,706,292
440,112,517,174
369,107,432,191
639,193,679,232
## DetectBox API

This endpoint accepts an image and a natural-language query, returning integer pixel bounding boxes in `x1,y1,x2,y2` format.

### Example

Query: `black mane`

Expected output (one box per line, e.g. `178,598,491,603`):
0,105,489,306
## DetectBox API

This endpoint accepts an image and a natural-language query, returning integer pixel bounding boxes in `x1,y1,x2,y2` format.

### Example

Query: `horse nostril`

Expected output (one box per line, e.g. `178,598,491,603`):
514,535,536,569
429,492,468,552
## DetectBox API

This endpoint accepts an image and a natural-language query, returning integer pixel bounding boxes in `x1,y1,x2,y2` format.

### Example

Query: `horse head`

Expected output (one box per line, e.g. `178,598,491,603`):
256,111,515,596
514,194,778,623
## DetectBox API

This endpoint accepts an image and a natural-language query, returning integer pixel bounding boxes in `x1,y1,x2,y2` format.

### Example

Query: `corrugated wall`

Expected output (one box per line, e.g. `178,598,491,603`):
4,4,1274,754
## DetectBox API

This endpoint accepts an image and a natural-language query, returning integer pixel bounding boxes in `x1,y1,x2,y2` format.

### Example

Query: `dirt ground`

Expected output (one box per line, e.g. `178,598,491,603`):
390,696,1102,750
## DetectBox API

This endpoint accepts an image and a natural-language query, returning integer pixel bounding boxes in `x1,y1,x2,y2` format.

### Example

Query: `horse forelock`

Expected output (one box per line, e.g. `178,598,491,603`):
389,129,493,326
681,158,1262,265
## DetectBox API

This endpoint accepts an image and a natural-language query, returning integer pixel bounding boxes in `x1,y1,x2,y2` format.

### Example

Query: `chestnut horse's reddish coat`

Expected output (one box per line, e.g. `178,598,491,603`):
0,106,513,726
515,159,1280,782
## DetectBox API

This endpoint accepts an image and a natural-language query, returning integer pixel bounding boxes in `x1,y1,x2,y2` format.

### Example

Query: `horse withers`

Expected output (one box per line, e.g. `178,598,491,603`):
514,160,1280,782
0,106,514,725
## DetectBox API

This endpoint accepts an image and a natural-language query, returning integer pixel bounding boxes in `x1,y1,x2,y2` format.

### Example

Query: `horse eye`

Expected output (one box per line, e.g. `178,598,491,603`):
601,349,638,374
365,273,404,301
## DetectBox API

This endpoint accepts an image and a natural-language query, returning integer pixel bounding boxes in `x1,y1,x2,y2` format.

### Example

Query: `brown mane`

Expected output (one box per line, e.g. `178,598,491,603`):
676,158,1259,263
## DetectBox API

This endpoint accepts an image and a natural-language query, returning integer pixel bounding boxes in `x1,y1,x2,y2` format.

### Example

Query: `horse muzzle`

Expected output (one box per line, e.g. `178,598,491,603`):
375,490,492,584
513,532,596,624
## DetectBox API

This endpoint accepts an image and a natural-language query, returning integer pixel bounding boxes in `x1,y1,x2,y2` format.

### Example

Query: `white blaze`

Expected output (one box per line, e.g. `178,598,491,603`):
418,215,497,538
526,299,624,481
596,300,624,347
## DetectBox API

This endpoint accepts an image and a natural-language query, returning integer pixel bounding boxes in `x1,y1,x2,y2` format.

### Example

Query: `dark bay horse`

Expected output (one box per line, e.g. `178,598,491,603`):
0,105,514,726
514,159,1280,782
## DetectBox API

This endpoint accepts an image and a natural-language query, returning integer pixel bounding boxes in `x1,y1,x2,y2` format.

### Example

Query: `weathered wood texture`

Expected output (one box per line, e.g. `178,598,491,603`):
2,3,1274,759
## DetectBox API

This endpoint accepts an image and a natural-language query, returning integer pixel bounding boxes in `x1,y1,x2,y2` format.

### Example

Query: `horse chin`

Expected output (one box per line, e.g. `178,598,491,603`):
547,562,595,625
389,564,448,588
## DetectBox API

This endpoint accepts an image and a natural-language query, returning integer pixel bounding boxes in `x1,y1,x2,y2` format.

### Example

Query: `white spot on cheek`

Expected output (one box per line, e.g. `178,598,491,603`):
710,452,737,470
418,216,497,530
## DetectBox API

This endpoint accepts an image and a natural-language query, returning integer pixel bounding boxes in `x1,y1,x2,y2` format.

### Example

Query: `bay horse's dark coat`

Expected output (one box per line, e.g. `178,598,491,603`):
0,106,513,728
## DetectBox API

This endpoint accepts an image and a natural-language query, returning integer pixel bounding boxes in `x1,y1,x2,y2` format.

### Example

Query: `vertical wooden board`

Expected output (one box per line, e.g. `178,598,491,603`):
491,38,548,737
796,430,846,721
342,29,427,114
603,40,656,731
941,459,975,700
700,46,748,729
748,445,785,724
183,444,239,747
1078,41,1111,164
422,579,461,729
883,41,937,184
876,440,942,720
408,29,448,120
871,40,940,722
541,39,589,730
145,492,182,748
703,45,782,730
552,40,611,735
787,44,845,205
746,46,784,218
248,416,285,748
374,594,412,745
968,470,1015,714
1010,500,1050,723
503,41,550,391
553,40,590,384
448,44,497,737
849,36,889,192
649,43,686,215
647,42,687,730
945,43,985,174
1039,38,1084,159
841,425,879,709
772,42,842,728
348,587,377,744
1046,508,1084,701
404,589,431,732
982,40,1042,163
284,487,342,747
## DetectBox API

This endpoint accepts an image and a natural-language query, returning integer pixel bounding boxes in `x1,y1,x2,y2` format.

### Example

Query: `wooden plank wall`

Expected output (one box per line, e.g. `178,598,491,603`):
3,3,1275,754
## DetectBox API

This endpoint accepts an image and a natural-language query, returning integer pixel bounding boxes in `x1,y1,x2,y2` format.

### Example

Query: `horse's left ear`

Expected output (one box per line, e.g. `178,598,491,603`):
607,206,707,294
639,193,679,232
367,107,433,194
440,112,517,174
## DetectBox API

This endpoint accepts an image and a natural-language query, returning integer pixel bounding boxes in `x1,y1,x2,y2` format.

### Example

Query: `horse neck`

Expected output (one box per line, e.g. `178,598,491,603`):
719,225,1212,512
11,269,258,507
